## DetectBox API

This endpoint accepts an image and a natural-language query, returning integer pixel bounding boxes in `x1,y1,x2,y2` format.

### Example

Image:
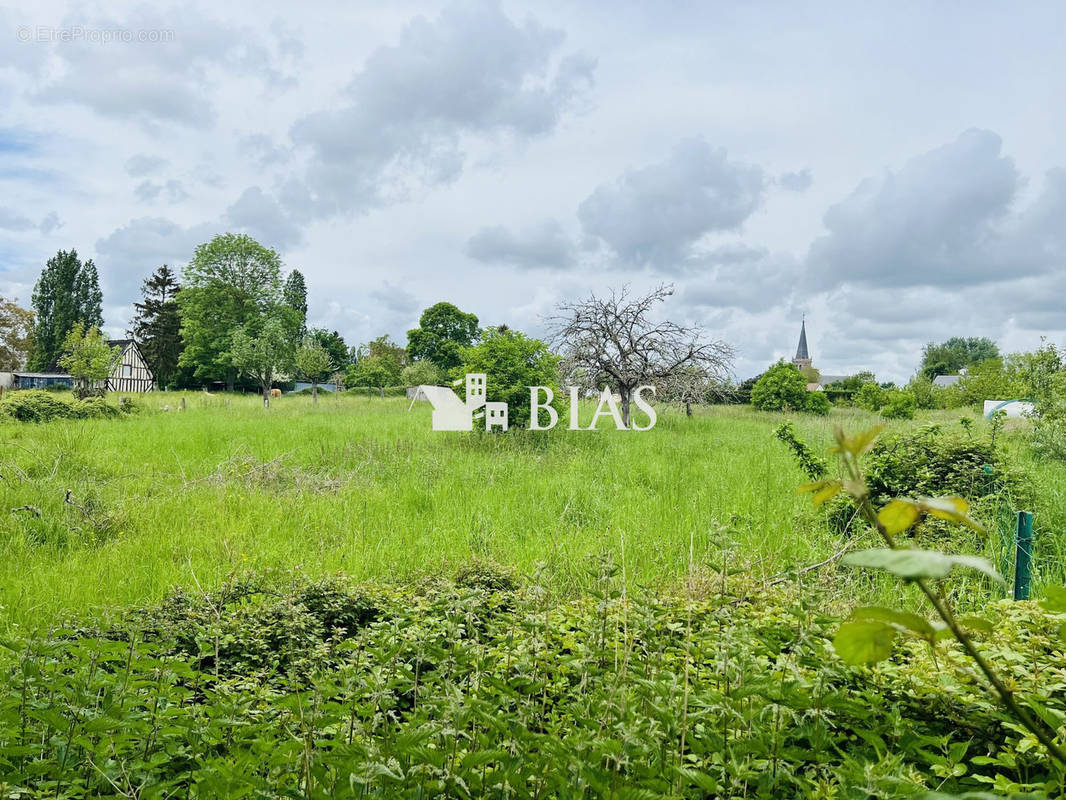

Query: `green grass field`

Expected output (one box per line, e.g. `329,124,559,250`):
3,392,1062,632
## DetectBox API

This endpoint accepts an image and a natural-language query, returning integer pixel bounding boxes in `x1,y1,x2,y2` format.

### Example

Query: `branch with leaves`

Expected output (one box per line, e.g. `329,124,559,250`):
801,425,1066,765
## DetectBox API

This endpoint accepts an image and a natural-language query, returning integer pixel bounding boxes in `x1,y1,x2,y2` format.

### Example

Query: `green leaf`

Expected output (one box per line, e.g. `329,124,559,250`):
849,606,935,639
832,425,885,457
843,548,1003,584
1040,586,1066,613
798,479,842,507
958,615,995,634
833,619,896,665
918,496,984,531
877,499,921,536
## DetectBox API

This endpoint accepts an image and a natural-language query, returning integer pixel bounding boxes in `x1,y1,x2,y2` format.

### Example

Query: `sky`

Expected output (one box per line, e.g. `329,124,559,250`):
1,1,1065,382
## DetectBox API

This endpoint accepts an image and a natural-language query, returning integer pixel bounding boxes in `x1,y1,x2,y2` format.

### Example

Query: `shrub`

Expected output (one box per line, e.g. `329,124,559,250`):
805,390,831,416
73,396,121,419
0,390,77,422
401,360,444,387
750,360,807,412
454,559,518,593
855,382,885,411
881,390,916,419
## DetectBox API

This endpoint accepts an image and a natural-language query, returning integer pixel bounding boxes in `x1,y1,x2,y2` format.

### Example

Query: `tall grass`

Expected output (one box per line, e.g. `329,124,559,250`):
1,392,1060,632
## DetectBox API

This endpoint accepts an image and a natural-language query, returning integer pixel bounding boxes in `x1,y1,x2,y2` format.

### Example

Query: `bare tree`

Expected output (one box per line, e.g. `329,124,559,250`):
548,284,734,426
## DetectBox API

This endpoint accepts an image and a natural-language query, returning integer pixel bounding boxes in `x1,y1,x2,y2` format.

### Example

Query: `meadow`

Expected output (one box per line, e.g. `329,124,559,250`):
2,392,1062,631
5,393,1066,797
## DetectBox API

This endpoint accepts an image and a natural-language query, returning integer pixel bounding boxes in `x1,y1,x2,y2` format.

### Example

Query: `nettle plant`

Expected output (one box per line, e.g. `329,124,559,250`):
802,425,1066,767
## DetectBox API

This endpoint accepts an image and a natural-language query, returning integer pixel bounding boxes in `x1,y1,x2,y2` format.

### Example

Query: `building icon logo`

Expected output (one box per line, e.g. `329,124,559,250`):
415,373,509,431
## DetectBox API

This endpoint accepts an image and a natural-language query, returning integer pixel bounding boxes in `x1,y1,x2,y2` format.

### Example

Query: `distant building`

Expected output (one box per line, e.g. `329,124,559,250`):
105,340,154,392
791,320,852,390
2,340,154,392
933,374,961,388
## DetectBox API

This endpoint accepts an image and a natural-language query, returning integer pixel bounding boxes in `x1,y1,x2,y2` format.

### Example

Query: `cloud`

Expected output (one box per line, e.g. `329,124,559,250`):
0,207,63,234
577,138,766,267
134,179,188,203
680,246,796,313
369,282,419,317
778,169,812,192
125,154,169,177
288,0,594,217
24,6,300,128
224,187,302,250
94,216,215,295
465,219,575,269
803,129,1063,289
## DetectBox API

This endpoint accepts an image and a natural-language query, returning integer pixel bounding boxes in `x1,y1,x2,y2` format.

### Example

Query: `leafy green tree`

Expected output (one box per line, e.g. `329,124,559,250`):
0,297,34,370
906,374,938,410
309,329,349,372
346,357,394,389
855,382,886,412
953,358,1014,407
177,233,285,390
919,336,999,379
1005,341,1063,403
805,391,832,416
881,389,917,419
57,323,122,397
457,327,561,429
228,315,294,408
283,270,308,338
407,302,480,371
27,250,103,371
750,361,807,412
131,265,183,389
401,360,443,387
293,337,335,403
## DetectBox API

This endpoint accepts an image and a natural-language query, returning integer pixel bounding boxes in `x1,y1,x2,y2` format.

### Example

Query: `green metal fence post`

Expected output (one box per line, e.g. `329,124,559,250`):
1014,511,1034,601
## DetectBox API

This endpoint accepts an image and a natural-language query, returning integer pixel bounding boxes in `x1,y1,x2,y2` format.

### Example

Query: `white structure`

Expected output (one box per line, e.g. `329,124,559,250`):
409,373,507,431
983,399,1035,419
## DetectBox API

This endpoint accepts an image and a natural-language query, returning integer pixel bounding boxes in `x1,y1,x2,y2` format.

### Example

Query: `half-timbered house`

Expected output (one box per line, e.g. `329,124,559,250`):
105,339,155,392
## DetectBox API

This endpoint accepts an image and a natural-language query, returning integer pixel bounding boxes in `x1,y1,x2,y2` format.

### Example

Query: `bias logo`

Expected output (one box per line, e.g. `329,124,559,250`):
413,374,656,432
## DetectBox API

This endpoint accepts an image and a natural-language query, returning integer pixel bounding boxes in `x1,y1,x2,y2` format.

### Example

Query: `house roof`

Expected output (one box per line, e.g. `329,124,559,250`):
106,339,134,348
933,374,961,388
13,372,72,378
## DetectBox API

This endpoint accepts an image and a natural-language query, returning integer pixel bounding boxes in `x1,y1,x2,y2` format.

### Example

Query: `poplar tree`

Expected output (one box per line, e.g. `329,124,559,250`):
27,250,104,371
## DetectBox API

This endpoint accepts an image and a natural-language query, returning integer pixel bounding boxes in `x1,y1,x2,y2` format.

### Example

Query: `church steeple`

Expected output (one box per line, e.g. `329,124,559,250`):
793,318,812,370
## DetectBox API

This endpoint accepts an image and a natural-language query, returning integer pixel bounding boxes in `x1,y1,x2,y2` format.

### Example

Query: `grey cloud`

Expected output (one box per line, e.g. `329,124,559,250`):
369,283,419,317
288,1,593,217
27,6,299,128
778,169,812,192
224,187,302,250
95,216,215,298
125,154,169,177
465,220,575,269
0,207,63,234
680,247,796,313
135,179,189,204
578,138,766,267
804,129,1061,289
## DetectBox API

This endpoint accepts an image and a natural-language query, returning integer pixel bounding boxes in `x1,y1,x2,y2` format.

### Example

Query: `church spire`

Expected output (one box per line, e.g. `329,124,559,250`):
793,318,812,369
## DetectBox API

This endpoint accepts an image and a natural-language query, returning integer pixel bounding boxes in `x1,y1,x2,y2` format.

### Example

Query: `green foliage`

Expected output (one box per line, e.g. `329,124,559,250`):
906,374,938,409
228,315,295,402
132,265,182,388
27,250,103,371
57,323,122,397
178,233,285,388
401,359,443,387
7,572,1066,797
881,389,917,419
309,328,350,372
920,336,1000,380
0,390,135,422
805,390,831,416
750,360,807,412
856,381,886,411
406,302,480,371
282,269,308,335
293,337,335,394
0,296,33,370
457,326,561,428
773,422,828,479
